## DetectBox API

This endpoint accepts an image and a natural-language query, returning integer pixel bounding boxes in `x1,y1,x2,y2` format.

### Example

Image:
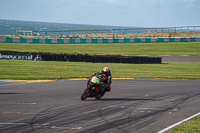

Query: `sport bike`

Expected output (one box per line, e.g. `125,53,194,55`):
81,74,107,100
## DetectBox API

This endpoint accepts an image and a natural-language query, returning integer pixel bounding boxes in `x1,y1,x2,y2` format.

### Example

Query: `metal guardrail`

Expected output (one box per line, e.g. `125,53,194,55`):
16,26,200,37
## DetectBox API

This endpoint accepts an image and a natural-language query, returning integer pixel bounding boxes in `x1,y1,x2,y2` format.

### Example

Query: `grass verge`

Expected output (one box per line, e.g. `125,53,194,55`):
0,42,200,55
167,115,200,133
0,60,199,80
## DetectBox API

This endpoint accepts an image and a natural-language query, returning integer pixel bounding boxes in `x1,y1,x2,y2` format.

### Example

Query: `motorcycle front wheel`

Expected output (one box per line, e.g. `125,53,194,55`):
81,88,90,101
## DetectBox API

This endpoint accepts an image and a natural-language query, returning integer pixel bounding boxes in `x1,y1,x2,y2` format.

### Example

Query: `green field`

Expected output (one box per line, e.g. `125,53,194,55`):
0,42,200,55
167,115,200,133
0,60,199,80
0,42,200,80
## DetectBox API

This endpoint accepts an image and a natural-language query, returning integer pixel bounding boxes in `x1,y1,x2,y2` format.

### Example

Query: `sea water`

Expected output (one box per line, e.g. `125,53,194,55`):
0,19,198,36
0,19,132,35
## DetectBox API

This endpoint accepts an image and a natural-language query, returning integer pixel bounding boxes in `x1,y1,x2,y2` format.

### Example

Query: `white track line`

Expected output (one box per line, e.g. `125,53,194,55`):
157,112,200,133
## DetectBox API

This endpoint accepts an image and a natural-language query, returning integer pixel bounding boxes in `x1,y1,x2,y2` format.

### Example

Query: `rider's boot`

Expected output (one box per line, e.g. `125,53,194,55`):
106,85,111,92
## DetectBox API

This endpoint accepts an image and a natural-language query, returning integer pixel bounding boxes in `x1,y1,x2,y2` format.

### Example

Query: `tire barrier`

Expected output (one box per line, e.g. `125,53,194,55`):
0,51,162,64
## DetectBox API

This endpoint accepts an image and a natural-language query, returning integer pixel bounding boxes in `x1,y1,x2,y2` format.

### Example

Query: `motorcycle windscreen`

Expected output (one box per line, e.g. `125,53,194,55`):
91,76,100,84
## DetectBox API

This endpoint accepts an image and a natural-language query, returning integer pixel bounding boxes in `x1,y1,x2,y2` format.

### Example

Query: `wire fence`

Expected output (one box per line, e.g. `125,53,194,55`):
16,26,200,37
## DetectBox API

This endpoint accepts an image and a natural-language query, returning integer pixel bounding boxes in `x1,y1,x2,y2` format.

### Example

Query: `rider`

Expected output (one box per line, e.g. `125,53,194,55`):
92,67,112,92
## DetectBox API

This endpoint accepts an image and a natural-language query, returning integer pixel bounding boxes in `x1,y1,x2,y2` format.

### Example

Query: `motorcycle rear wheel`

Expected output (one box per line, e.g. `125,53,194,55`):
95,91,106,100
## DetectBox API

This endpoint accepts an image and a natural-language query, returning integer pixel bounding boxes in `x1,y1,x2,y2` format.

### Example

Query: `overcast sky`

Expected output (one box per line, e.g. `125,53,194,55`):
0,0,199,27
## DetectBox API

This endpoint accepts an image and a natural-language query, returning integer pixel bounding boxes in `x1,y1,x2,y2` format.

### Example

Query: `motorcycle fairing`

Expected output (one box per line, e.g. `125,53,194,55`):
90,76,100,85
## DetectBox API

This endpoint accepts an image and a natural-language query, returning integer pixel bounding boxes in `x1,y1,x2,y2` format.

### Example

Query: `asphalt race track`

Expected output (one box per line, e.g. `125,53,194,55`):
161,55,200,61
0,78,200,133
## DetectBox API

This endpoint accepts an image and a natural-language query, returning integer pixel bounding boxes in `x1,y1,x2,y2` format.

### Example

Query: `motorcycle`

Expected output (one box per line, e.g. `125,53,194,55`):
81,74,108,100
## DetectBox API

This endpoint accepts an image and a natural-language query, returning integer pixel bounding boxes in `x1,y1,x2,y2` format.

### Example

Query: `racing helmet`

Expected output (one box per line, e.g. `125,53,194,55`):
102,67,109,75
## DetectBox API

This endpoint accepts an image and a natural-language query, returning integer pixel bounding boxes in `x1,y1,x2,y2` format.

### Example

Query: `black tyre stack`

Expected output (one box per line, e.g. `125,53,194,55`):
0,51,162,64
